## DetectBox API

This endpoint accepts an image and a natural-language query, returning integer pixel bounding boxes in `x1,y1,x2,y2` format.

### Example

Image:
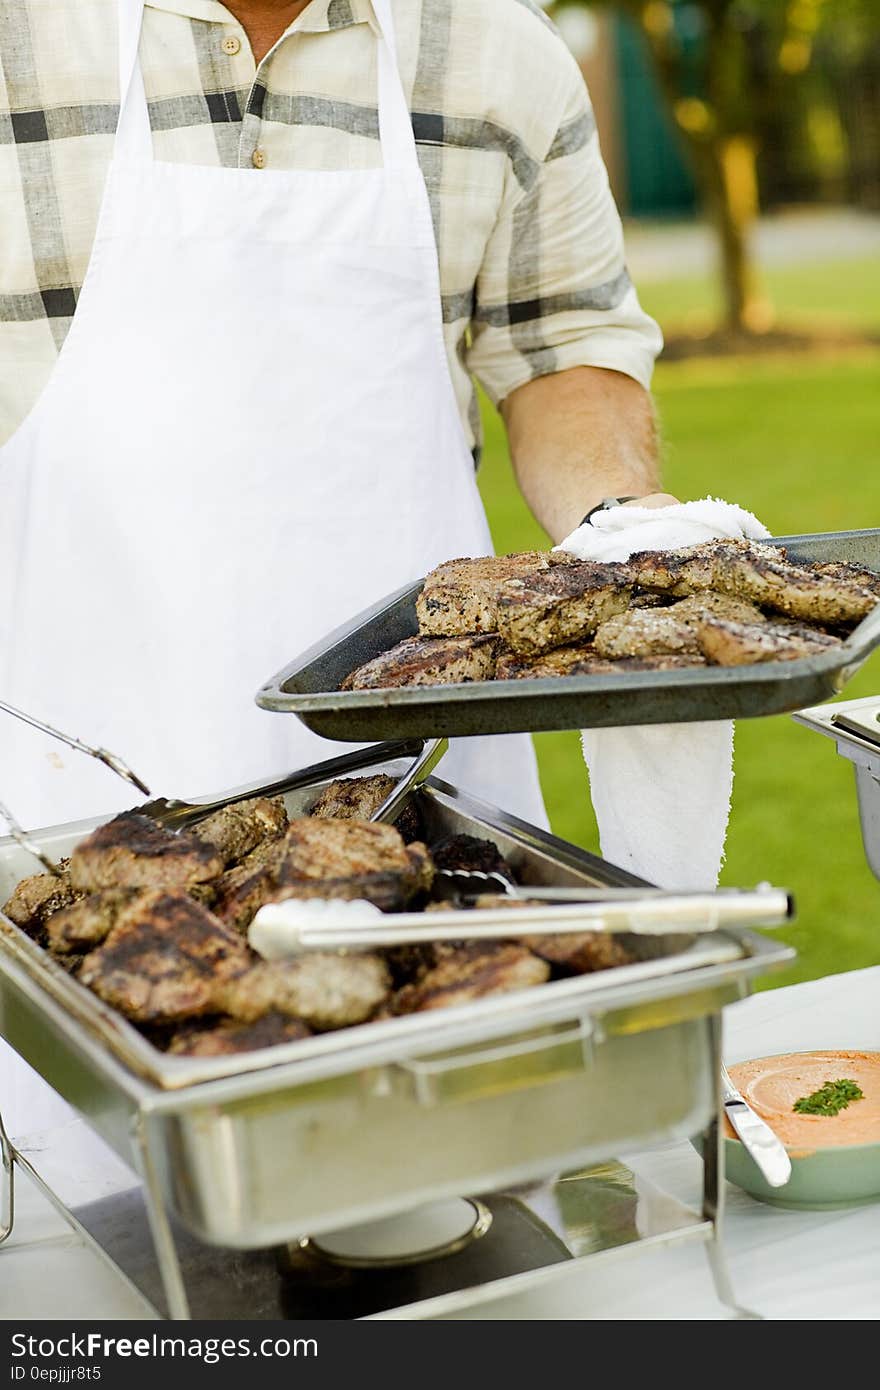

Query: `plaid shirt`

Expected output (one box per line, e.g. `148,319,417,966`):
0,0,661,453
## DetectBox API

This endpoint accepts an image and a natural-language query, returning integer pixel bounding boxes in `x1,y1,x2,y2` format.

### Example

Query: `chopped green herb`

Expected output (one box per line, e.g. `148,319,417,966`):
793,1078,864,1117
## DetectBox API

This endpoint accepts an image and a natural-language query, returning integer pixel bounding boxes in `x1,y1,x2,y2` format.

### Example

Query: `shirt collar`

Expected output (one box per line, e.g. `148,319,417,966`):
146,1,374,34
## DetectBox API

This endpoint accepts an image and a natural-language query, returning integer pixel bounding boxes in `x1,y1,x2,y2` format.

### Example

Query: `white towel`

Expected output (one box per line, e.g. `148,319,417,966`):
556,498,770,890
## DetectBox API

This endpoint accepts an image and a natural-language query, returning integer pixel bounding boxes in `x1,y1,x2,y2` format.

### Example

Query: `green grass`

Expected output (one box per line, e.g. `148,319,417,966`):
477,262,880,990
637,256,880,334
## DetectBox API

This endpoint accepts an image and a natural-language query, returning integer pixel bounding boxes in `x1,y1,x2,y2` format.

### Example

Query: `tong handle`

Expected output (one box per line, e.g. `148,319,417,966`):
142,738,428,830
370,739,449,823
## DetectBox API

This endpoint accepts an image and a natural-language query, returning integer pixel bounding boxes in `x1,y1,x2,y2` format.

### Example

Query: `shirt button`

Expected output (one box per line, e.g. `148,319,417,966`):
222,35,241,56
252,147,267,169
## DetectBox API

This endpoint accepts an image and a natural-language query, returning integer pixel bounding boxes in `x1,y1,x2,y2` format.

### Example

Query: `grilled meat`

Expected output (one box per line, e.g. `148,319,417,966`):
495,644,618,679
167,1012,311,1057
632,540,879,626
217,953,390,1031
46,887,146,954
278,818,433,909
308,775,422,842
430,833,514,882
523,931,636,974
695,616,842,666
192,796,288,866
808,560,880,594
212,835,288,932
711,549,879,625
495,561,634,655
390,942,549,1014
3,868,80,936
78,892,250,1024
70,812,224,893
341,633,498,690
594,609,703,659
627,540,737,596
669,592,765,624
416,552,551,636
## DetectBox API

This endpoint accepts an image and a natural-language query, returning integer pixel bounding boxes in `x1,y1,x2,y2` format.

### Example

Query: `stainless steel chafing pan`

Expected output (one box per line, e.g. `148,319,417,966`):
0,763,793,1253
256,530,880,740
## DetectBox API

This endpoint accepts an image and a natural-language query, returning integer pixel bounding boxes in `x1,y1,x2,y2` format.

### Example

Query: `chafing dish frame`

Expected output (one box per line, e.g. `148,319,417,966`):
0,768,793,1319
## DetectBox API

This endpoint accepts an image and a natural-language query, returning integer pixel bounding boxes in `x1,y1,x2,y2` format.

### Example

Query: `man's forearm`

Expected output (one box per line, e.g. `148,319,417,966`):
501,366,671,544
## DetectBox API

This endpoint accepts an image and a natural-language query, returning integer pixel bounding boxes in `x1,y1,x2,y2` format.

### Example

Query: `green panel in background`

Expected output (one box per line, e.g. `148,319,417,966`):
614,14,696,217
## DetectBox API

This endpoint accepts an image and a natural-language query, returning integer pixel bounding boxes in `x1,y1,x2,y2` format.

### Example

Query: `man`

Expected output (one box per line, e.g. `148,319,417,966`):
0,0,668,833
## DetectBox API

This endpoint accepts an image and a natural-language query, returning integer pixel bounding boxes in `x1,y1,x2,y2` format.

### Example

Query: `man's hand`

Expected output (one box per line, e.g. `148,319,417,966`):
500,365,671,544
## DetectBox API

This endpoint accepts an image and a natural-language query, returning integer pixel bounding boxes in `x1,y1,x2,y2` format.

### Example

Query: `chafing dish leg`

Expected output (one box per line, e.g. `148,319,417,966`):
701,1016,760,1320
132,1115,190,1321
0,1107,14,1245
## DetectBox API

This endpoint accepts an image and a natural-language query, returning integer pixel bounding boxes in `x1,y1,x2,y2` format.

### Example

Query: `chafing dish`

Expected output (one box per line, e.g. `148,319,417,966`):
795,694,880,880
0,756,793,1318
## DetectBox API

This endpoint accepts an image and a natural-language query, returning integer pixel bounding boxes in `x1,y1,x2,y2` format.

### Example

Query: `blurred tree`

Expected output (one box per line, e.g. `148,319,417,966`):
552,0,877,337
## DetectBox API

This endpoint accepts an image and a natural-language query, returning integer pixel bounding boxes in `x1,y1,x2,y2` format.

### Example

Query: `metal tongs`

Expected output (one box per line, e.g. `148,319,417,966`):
271,884,793,952
0,698,152,797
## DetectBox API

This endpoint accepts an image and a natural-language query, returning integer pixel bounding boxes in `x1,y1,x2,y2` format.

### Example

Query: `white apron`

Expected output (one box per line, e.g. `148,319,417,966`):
0,0,546,1134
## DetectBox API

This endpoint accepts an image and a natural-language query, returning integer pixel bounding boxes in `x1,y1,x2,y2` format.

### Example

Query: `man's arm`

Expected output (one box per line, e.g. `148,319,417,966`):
501,365,676,545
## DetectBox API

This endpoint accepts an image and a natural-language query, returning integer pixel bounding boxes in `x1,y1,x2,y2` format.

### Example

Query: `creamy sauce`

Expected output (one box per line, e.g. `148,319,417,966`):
725,1051,880,1152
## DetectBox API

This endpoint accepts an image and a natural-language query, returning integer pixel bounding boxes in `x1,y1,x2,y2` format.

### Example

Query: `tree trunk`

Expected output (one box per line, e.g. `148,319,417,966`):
688,132,769,334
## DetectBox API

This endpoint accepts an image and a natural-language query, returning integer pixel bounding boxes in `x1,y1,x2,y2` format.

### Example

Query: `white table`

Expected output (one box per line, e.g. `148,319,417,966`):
2,967,878,1321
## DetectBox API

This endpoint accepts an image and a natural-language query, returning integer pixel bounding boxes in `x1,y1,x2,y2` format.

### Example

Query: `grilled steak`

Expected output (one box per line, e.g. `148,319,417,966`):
167,1012,311,1057
594,609,703,659
3,868,80,935
711,548,879,625
217,953,390,1031
192,796,288,866
78,892,250,1024
341,633,498,690
495,644,618,679
632,540,879,626
523,931,636,974
416,552,551,636
70,812,224,893
278,819,433,909
669,592,765,624
495,562,634,655
212,835,288,932
390,942,549,1014
308,775,422,842
695,616,842,666
808,560,880,594
46,887,146,954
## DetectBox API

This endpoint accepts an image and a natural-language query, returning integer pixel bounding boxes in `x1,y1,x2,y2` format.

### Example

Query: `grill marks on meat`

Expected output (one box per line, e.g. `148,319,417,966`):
3,868,80,936
594,608,702,659
496,562,634,655
390,942,550,1014
46,887,147,954
192,797,288,866
212,835,287,932
308,775,422,842
167,1012,311,1057
278,819,433,910
342,633,498,690
416,553,552,636
78,892,250,1024
694,616,843,666
339,543,878,690
630,540,880,626
70,813,223,893
217,953,390,1031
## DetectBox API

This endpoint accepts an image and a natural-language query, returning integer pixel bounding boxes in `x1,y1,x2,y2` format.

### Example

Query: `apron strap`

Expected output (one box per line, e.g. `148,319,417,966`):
372,0,421,177
115,0,152,163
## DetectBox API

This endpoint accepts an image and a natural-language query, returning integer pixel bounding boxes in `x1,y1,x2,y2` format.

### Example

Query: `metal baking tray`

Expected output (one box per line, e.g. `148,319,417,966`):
0,767,793,1249
256,530,880,741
